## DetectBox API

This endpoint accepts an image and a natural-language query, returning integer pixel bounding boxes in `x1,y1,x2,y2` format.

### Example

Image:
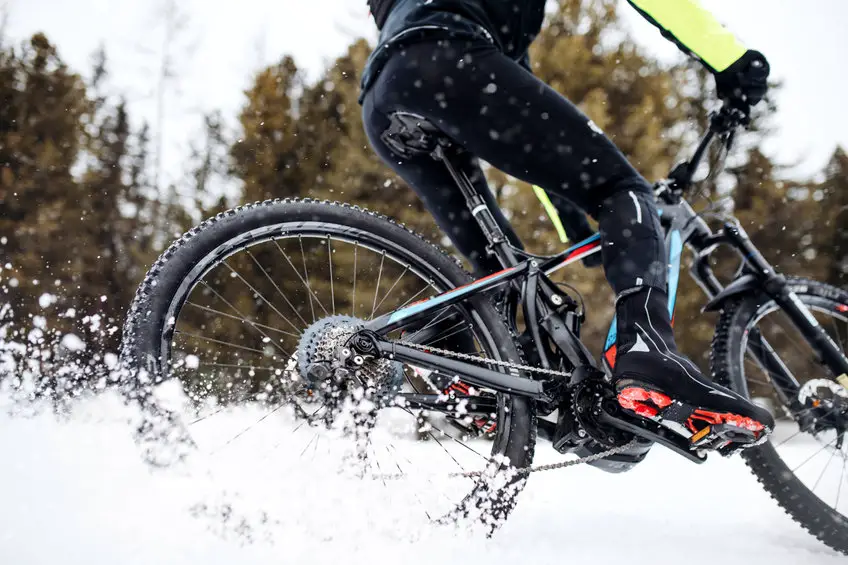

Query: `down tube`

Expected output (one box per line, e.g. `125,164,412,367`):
601,229,684,371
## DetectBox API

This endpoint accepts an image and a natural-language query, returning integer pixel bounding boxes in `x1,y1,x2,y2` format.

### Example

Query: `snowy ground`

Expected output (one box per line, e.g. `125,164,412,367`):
0,393,844,565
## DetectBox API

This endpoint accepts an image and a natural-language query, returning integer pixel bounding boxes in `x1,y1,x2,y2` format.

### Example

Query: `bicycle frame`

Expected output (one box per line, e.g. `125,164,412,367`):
357,107,848,418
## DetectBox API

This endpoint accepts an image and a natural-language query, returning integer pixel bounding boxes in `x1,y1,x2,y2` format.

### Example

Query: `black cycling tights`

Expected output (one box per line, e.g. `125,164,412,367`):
362,38,667,294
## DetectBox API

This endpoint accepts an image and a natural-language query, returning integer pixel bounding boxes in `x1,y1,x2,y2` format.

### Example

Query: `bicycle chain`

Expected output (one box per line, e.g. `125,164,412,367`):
366,340,637,480
371,438,640,481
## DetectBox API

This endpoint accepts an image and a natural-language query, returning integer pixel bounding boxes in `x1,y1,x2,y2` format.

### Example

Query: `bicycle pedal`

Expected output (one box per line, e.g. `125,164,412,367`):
688,423,757,453
615,385,767,453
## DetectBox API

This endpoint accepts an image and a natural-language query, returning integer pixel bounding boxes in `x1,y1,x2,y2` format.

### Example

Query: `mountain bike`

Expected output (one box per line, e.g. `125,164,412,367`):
121,104,848,553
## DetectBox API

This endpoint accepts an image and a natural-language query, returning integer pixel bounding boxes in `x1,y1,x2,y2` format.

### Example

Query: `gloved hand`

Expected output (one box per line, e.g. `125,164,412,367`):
715,49,770,108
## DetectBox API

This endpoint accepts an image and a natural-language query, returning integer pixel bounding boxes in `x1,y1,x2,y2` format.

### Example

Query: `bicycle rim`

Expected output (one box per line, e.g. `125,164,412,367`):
739,297,848,518
153,221,524,525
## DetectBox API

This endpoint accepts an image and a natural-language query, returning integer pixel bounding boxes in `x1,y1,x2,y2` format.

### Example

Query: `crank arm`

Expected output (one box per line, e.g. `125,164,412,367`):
598,410,706,464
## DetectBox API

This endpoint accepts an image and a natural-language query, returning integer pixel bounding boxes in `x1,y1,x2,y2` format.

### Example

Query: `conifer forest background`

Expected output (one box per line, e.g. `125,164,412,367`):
1,0,846,397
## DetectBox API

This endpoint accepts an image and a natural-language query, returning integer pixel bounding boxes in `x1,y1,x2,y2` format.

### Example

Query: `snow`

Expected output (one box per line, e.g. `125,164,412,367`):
60,333,86,352
0,393,843,565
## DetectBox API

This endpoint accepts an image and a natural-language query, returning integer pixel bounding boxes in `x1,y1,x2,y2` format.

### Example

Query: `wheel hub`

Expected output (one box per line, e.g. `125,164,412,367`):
796,379,848,439
295,315,403,395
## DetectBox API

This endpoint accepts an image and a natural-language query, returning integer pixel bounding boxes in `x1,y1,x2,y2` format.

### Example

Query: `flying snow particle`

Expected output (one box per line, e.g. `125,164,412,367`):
38,293,57,308
104,353,118,369
61,333,86,352
184,355,200,370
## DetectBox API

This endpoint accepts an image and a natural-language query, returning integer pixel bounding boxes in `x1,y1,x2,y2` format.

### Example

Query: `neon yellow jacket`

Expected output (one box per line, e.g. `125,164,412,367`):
628,0,747,73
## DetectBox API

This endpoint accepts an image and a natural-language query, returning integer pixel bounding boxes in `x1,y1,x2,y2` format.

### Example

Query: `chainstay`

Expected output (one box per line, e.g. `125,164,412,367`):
370,438,640,481
396,340,572,378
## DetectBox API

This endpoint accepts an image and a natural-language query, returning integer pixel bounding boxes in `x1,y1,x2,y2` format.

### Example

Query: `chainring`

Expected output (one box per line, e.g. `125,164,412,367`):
571,377,636,449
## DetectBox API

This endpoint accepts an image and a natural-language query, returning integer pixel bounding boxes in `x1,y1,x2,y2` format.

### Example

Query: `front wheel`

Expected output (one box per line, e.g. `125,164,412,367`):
120,198,536,529
712,277,848,554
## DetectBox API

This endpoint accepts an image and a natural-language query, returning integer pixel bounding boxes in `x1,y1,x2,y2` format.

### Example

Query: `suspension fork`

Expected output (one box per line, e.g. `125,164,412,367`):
688,230,802,400
723,223,848,378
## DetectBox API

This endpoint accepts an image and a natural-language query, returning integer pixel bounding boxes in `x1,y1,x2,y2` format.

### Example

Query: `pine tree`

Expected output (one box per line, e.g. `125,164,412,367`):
818,147,848,288
231,56,312,202
0,34,89,321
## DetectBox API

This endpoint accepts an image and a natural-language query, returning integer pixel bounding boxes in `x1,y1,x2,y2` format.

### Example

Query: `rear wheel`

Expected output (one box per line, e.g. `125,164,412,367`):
712,278,848,554
120,198,536,528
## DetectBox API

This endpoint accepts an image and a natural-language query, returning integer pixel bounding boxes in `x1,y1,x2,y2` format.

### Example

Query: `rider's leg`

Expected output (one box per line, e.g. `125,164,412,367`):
364,38,773,440
369,39,661,291
362,96,523,277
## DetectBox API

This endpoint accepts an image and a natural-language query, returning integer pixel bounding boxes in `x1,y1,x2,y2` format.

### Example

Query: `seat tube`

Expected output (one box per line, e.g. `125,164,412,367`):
434,145,519,267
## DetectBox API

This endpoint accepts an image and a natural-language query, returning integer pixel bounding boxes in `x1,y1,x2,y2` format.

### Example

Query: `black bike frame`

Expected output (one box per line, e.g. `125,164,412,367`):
358,107,848,417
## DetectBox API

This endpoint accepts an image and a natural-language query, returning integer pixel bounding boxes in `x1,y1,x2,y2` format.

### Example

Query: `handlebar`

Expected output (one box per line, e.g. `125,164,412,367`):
664,103,749,198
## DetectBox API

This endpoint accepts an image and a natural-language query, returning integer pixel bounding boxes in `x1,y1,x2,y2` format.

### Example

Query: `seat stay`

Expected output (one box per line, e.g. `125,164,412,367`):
364,262,528,335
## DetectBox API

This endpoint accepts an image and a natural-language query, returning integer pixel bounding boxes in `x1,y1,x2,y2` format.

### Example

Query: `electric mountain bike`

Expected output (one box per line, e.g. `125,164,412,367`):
121,104,848,552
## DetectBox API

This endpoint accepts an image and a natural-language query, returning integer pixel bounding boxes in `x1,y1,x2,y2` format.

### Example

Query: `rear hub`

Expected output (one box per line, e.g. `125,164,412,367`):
295,315,403,398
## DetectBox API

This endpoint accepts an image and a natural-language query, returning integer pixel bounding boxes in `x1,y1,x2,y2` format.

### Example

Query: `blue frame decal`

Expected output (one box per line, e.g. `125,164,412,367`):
387,267,516,324
667,230,683,316
603,229,684,353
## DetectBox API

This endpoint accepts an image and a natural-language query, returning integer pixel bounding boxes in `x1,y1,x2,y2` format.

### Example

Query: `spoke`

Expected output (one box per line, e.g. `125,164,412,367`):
743,357,794,388
245,249,309,328
188,406,228,425
327,237,336,316
384,443,433,521
273,239,329,321
221,262,304,336
396,282,434,310
198,362,279,371
836,453,847,511
185,301,299,338
199,281,290,356
774,405,841,448
426,321,469,347
402,407,487,461
773,314,817,364
372,264,410,317
273,404,327,450
299,432,320,457
352,243,358,317
813,442,840,492
212,401,287,453
791,436,839,473
424,427,466,472
405,307,454,343
830,317,846,355
173,330,267,355
299,236,317,322
370,252,386,320
774,427,808,449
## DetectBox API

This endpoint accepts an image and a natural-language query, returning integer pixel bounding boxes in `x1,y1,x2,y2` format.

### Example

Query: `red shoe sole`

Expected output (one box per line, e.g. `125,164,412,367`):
617,386,765,435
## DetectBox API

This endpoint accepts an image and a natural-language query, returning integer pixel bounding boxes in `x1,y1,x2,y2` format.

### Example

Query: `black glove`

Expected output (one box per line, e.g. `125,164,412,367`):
715,49,770,107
